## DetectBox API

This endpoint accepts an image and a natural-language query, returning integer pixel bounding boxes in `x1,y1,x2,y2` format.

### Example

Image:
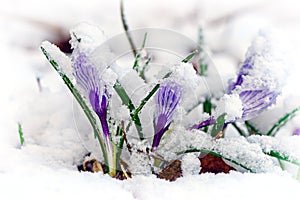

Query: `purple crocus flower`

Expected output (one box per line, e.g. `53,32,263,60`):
293,129,300,136
228,55,279,120
191,33,282,130
73,52,111,151
151,81,183,151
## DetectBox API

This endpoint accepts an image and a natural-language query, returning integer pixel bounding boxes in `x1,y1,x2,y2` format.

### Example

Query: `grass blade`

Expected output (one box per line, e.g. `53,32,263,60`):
18,122,25,146
231,122,247,137
267,107,300,136
120,0,137,57
113,82,144,140
245,121,262,135
267,151,300,166
182,50,198,63
134,84,160,116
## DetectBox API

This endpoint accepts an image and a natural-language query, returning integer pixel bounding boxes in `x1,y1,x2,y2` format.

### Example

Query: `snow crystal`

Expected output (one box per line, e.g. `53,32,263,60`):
181,153,200,176
215,93,243,122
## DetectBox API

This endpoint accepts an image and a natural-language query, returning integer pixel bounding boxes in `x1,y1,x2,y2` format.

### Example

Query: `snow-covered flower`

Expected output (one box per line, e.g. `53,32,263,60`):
73,52,111,151
191,32,285,130
227,32,283,120
152,81,183,151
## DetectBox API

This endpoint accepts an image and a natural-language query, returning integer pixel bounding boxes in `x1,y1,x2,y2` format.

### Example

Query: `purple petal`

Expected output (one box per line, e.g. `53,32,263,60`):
152,81,182,151
189,117,216,130
239,90,278,120
72,52,111,148
154,114,168,135
228,57,253,92
293,129,300,136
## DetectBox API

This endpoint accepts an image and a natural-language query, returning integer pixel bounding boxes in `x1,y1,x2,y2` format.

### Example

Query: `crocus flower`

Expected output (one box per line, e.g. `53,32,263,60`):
293,129,300,136
152,81,183,151
228,54,280,121
191,32,283,130
73,52,111,151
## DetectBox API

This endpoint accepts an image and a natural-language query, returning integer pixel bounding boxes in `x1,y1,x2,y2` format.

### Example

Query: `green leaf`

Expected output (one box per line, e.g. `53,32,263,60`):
182,50,198,63
267,151,300,166
231,122,247,137
197,27,208,76
133,84,160,116
41,46,109,170
120,0,137,57
211,113,226,138
203,99,213,132
133,32,150,80
115,125,125,171
203,98,212,115
114,82,135,112
267,107,300,136
18,122,25,146
245,121,262,136
176,148,253,172
113,81,144,140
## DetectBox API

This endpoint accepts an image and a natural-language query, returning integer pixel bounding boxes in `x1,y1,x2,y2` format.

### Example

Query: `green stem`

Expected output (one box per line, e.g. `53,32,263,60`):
267,107,300,136
133,84,160,116
120,0,137,57
113,82,144,140
245,121,262,136
18,122,25,146
278,159,285,171
267,151,300,166
232,122,247,137
182,50,198,63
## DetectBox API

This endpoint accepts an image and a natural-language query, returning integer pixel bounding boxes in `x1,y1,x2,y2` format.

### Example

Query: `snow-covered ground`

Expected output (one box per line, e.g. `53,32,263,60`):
1,0,300,199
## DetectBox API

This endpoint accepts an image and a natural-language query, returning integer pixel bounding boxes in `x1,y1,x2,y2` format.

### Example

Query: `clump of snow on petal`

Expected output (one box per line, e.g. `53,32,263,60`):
215,94,243,122
232,30,288,95
170,63,200,89
70,22,106,53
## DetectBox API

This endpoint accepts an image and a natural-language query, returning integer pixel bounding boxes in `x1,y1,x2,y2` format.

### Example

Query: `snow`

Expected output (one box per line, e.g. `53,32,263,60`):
248,135,300,163
181,153,200,176
215,93,243,122
1,0,300,199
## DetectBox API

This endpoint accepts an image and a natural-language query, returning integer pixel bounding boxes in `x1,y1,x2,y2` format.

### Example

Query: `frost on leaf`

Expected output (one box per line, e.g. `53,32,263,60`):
158,127,279,173
248,135,300,164
41,41,72,76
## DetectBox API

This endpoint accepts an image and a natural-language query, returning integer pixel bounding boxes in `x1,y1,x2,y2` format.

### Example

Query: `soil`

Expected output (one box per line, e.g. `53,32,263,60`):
199,154,236,174
157,160,183,181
